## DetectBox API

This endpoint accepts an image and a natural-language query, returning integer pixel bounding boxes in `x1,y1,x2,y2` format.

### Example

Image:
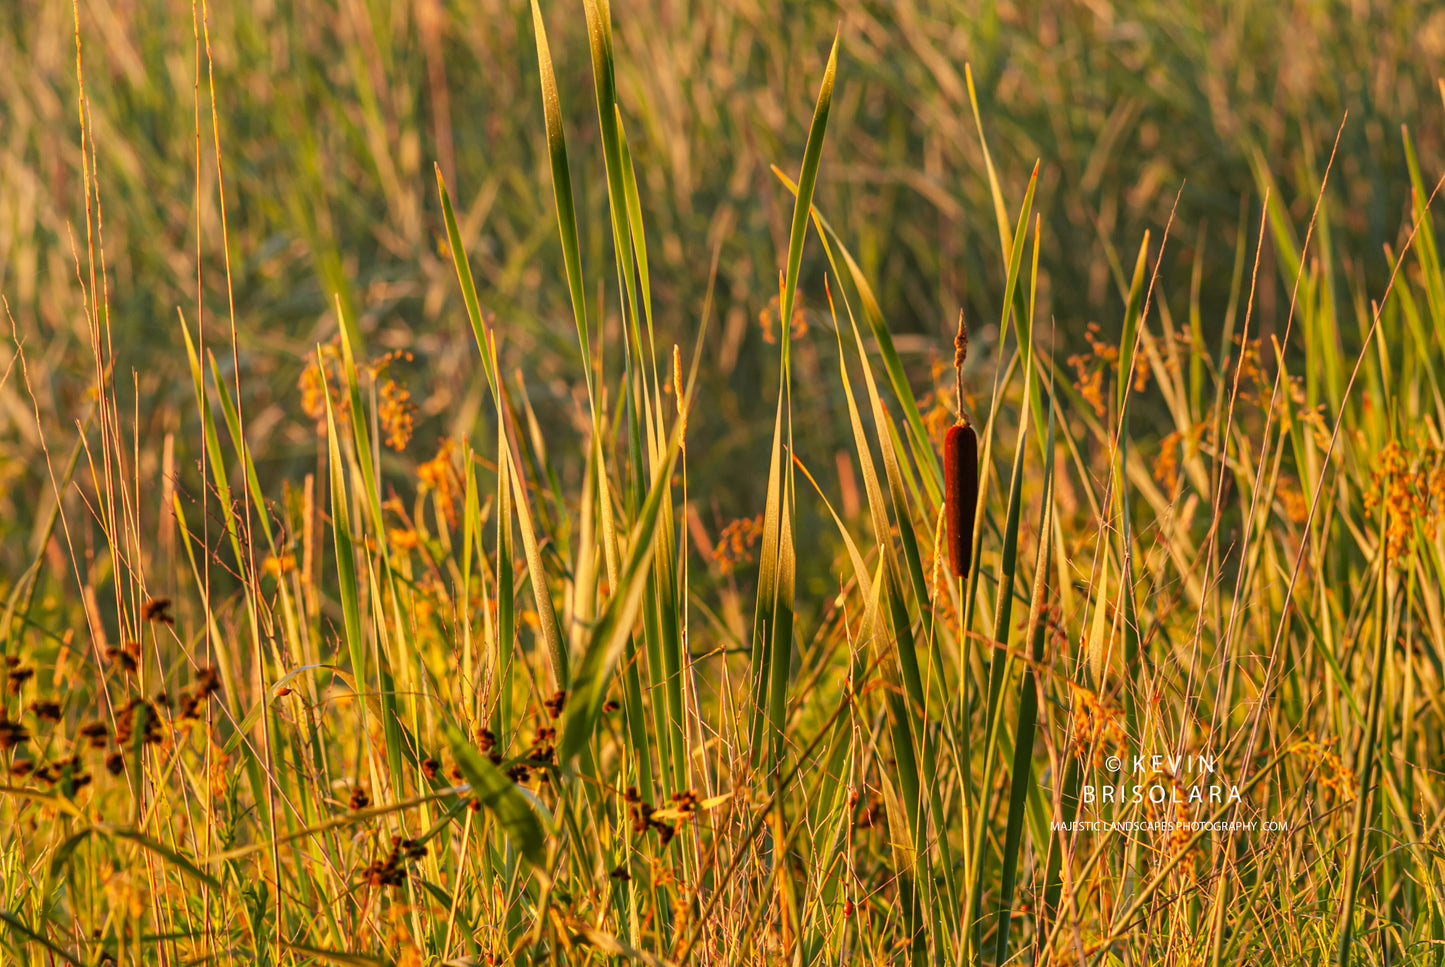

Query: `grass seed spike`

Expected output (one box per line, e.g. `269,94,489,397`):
945,311,978,580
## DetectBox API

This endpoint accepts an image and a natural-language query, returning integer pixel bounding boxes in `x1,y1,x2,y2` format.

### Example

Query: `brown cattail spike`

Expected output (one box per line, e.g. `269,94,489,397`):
944,421,979,580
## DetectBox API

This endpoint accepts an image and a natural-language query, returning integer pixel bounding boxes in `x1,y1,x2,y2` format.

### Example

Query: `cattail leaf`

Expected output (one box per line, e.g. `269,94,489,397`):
559,323,705,769
773,169,943,507
617,108,656,361
823,280,959,951
323,375,367,705
559,411,686,766
524,1,592,401
779,32,838,361
436,174,502,396
747,34,837,768
995,366,1056,962
1116,232,1152,417
964,63,1014,262
504,440,568,690
1000,162,1039,353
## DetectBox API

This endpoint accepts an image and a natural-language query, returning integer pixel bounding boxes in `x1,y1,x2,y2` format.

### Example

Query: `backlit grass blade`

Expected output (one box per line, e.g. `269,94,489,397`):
436,173,502,395
964,293,1036,963
558,399,689,767
965,63,1014,260
746,391,793,767
820,277,952,959
779,33,838,360
1116,233,1151,420
526,0,593,403
747,33,838,769
504,429,568,690
1335,495,1395,967
771,167,942,506
995,365,1055,962
322,370,367,729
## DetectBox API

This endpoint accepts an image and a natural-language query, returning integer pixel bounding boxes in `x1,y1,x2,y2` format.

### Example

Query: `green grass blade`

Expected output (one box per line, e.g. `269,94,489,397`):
526,0,593,402
446,725,548,872
747,33,838,769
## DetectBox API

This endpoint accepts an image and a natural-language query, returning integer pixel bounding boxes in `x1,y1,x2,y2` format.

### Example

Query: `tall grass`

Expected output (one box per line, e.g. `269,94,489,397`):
2,2,1445,966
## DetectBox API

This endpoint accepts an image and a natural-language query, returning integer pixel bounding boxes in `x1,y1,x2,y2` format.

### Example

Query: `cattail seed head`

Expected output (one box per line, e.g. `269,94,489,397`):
944,421,979,579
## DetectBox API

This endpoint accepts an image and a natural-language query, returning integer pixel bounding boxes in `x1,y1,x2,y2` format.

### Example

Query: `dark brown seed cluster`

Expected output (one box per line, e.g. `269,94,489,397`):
28,701,61,721
602,699,620,713
474,728,495,753
526,727,556,765
6,665,34,694
79,721,110,748
196,666,222,696
115,699,163,746
543,689,567,719
0,711,31,750
27,754,84,786
349,786,370,810
421,757,440,780
623,786,677,846
176,667,222,719
668,789,699,815
142,598,175,625
105,641,141,674
360,835,426,889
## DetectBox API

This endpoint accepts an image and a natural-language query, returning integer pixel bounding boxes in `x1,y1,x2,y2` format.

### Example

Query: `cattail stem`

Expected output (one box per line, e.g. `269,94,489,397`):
954,308,968,418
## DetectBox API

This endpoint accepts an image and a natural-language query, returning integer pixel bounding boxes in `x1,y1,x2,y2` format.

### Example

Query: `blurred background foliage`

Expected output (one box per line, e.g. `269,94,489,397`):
2,0,1442,577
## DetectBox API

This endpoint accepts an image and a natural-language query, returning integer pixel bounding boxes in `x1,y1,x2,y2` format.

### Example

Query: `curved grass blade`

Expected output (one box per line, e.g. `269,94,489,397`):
559,394,689,766
995,364,1056,962
747,31,839,769
770,167,942,505
505,440,568,690
525,0,593,402
0,911,83,967
445,724,547,872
